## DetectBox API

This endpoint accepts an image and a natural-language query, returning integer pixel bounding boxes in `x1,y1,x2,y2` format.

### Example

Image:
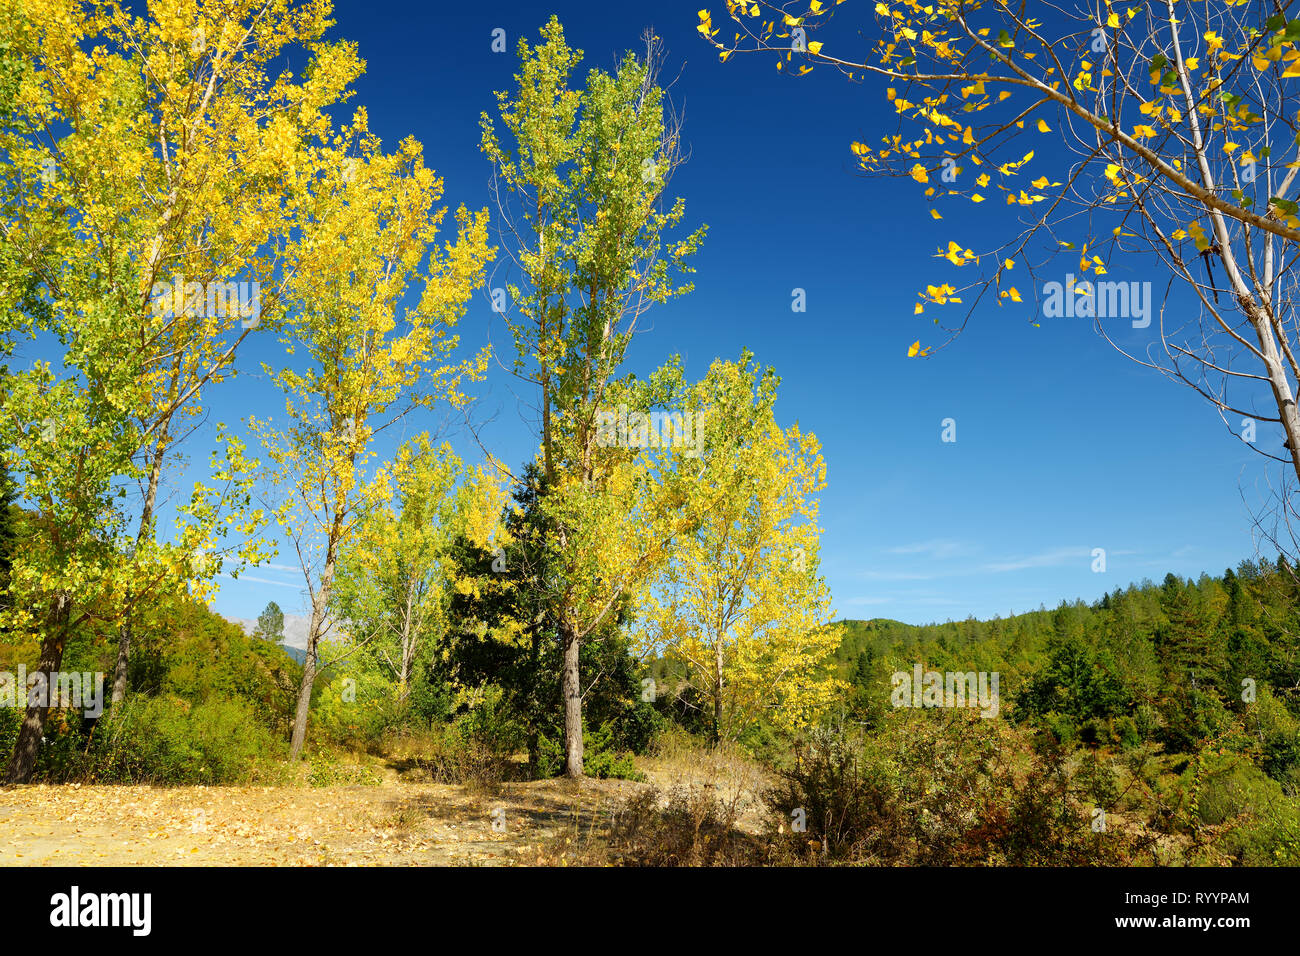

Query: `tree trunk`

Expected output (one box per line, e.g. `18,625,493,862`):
561,618,583,778
288,625,318,762
1248,306,1300,487
111,429,167,705
289,587,325,761
5,590,72,784
713,639,724,746
289,548,336,761
110,624,131,705
398,580,415,692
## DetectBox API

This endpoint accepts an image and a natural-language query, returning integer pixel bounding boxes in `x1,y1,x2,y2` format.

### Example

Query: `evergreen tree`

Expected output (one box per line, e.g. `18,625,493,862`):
254,601,285,644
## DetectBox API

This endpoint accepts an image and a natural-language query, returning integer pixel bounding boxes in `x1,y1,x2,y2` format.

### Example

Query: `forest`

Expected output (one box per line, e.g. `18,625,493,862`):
6,446,1300,863
3,0,1300,870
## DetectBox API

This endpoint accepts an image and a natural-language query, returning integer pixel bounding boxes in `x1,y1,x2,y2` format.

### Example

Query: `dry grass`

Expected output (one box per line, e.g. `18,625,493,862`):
638,728,776,834
528,730,778,866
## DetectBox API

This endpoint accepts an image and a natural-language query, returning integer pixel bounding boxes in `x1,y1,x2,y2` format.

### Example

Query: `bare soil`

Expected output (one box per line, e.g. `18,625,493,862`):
0,774,646,866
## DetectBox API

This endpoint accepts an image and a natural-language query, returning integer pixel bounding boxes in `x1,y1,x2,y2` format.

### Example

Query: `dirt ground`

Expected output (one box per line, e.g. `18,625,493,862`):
0,775,643,866
0,750,774,866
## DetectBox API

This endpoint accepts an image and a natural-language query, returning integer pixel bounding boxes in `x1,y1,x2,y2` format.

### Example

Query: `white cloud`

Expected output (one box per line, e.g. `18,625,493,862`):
978,547,1091,574
855,569,937,581
884,539,969,559
222,574,304,590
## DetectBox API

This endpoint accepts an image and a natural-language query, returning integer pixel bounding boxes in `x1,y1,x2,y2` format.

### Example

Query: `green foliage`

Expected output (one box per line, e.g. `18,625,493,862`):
421,685,528,786
440,463,662,776
836,557,1300,782
311,663,402,749
479,15,708,776
0,461,16,616
0,596,299,785
1016,635,1132,735
1193,755,1280,826
128,597,300,739
77,696,277,785
0,703,19,762
580,721,645,781
815,557,1300,865
254,601,285,643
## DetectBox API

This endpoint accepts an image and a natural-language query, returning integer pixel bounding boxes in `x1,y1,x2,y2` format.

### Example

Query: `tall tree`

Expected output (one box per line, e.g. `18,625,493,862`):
636,354,840,743
255,118,492,761
480,18,706,776
0,0,359,780
254,601,285,644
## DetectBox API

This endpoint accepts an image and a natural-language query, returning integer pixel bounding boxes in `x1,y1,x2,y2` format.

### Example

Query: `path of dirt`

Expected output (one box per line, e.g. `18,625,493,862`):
0,775,643,866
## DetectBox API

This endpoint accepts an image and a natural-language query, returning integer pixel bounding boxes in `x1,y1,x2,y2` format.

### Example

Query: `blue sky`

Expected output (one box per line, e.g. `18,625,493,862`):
51,0,1283,626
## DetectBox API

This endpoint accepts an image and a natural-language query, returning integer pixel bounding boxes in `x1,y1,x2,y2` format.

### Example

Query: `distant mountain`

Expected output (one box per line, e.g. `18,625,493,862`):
277,643,308,666
223,613,313,665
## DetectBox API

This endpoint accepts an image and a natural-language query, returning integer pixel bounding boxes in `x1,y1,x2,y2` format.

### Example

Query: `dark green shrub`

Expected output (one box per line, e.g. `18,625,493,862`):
1194,757,1280,826
82,696,278,784
583,722,644,781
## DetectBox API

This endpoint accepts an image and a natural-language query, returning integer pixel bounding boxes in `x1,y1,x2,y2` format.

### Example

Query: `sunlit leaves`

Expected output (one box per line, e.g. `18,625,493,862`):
633,355,841,739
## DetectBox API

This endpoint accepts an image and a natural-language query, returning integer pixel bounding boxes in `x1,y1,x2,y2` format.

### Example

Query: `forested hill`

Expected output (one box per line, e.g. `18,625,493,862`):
834,558,1300,757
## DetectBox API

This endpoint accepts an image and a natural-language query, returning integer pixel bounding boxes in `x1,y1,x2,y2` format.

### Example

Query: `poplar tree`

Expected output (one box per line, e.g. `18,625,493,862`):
481,18,706,775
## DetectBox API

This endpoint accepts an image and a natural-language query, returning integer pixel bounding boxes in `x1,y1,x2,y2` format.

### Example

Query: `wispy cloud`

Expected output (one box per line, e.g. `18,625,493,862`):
223,574,304,590
842,591,963,608
884,539,970,560
978,547,1092,574
858,544,1098,580
855,569,938,582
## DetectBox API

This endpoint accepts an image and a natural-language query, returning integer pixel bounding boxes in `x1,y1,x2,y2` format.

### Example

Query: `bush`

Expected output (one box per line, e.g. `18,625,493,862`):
0,703,20,764
602,786,761,866
767,723,880,862
312,667,402,749
1187,754,1300,864
767,713,1157,865
530,720,645,781
1114,715,1143,749
582,721,645,781
75,696,278,785
1194,756,1280,827
421,686,527,786
128,598,300,738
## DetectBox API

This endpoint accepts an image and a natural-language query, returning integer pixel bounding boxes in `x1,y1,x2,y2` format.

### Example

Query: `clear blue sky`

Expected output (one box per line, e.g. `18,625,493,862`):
85,1,1282,626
